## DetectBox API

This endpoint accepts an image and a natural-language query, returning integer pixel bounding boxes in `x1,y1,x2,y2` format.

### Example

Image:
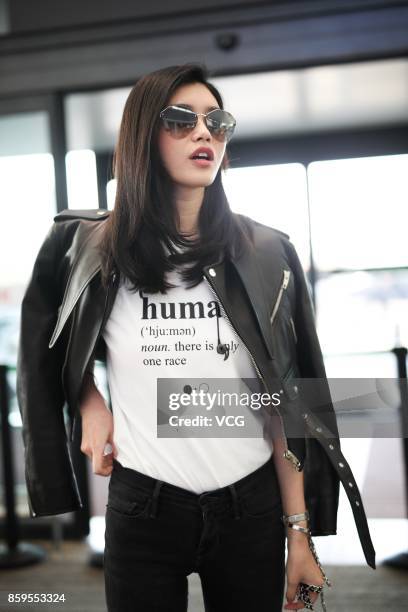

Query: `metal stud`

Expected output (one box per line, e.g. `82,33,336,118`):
329,444,334,450
355,500,360,506
316,427,322,433
303,413,308,419
348,482,354,488
293,385,298,393
209,268,216,277
338,462,344,468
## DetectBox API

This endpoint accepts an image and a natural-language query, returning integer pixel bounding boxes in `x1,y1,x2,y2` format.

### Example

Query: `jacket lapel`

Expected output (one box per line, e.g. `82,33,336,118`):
48,222,105,348
203,232,283,362
232,243,280,361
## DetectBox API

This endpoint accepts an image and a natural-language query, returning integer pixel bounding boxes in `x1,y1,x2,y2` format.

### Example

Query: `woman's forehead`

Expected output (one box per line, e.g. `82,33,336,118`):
167,82,219,109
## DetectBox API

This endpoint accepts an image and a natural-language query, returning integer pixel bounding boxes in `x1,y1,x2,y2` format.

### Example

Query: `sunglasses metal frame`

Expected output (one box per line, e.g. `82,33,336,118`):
159,105,236,142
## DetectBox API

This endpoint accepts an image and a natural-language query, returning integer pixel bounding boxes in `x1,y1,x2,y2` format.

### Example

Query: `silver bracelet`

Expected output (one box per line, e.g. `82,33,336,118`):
287,523,310,534
281,509,310,526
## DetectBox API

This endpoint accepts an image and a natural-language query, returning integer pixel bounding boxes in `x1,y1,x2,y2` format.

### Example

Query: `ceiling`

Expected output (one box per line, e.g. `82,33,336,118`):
65,57,408,152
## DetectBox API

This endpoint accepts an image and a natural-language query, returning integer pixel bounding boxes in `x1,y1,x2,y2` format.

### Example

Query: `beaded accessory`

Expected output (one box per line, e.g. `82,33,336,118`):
281,510,332,611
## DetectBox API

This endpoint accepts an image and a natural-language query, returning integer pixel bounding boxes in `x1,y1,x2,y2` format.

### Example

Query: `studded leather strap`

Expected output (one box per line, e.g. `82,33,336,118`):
302,410,376,569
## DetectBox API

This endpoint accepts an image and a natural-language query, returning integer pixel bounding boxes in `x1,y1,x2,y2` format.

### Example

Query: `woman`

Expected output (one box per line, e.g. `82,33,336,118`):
17,63,376,612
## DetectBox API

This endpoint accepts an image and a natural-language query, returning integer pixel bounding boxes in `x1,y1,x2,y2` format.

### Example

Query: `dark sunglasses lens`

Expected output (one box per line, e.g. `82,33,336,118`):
206,109,236,142
160,107,197,135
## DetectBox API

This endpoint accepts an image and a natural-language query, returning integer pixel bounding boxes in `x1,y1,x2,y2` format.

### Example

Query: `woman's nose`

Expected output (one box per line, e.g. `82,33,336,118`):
193,114,211,139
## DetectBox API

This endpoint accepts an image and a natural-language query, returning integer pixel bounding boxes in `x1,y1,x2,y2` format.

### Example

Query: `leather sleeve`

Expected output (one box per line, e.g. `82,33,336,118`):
16,221,83,518
284,237,340,536
285,239,339,435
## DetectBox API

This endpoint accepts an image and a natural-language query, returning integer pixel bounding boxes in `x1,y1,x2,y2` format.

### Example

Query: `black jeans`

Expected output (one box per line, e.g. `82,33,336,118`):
103,454,286,612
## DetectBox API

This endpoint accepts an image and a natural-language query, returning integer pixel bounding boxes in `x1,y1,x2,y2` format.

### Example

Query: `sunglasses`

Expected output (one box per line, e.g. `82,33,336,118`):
159,105,236,142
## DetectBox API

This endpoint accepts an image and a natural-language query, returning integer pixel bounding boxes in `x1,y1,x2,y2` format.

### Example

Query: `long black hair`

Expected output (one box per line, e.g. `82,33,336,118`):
99,62,253,294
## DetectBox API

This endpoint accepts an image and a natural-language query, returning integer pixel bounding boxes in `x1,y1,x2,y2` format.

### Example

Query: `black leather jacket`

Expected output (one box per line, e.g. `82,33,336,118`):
16,208,376,570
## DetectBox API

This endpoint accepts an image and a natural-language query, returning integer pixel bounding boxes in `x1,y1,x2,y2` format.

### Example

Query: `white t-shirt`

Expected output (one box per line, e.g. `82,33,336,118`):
102,250,273,493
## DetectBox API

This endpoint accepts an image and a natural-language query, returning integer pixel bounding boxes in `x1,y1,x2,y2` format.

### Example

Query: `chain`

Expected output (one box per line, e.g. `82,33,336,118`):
305,530,332,588
305,531,331,611
282,510,332,611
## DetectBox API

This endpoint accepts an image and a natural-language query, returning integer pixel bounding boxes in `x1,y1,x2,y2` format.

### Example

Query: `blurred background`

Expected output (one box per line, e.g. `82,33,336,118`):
0,0,407,610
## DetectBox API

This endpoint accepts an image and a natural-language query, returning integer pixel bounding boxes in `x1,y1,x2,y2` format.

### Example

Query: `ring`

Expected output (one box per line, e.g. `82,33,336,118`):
103,443,113,456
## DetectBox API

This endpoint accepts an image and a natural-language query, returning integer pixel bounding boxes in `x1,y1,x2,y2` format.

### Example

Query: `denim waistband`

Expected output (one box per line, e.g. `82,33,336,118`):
111,453,277,519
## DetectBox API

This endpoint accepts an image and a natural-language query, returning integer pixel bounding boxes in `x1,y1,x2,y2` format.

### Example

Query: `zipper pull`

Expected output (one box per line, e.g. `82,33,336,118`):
270,269,291,325
282,269,291,289
283,449,302,471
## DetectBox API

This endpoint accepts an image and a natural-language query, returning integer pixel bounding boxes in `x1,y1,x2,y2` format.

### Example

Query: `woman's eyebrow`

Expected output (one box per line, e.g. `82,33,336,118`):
174,103,219,112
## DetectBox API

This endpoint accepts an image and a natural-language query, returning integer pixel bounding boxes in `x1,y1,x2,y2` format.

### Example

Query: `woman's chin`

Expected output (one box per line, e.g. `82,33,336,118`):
174,176,216,189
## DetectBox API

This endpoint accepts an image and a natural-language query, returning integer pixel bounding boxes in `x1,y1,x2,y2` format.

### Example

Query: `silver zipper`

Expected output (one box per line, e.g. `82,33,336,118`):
203,272,301,471
289,315,298,344
270,269,291,326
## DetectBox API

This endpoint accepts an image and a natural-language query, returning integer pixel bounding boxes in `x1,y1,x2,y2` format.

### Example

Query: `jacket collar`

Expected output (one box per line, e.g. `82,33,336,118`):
49,217,279,359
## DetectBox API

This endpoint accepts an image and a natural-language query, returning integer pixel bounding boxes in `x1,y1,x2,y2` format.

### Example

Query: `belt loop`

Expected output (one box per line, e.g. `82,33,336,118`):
228,484,241,520
150,480,163,518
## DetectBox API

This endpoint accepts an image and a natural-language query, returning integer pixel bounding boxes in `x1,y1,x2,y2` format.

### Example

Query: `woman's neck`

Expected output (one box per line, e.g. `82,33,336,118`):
174,185,204,238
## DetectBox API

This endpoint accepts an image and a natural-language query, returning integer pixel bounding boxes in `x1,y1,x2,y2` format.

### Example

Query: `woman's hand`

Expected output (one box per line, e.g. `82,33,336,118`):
79,375,117,476
284,532,325,610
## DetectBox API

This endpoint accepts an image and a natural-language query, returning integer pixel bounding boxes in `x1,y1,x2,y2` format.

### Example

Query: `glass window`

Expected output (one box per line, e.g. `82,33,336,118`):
222,163,310,266
66,149,99,210
0,111,56,520
316,269,408,356
309,154,408,355
0,112,56,367
107,178,116,210
308,154,408,271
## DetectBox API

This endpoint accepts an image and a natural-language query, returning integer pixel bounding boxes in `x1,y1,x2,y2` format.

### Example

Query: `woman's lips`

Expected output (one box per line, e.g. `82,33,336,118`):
190,158,213,167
